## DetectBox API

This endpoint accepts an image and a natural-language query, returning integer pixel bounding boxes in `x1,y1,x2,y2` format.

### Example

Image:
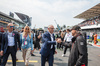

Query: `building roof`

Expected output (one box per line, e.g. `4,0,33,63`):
0,11,25,24
74,3,100,20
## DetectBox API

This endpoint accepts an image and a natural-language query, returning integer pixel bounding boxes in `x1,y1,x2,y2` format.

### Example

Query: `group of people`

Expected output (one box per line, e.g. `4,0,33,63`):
0,23,88,66
0,23,42,66
40,25,88,66
0,23,34,66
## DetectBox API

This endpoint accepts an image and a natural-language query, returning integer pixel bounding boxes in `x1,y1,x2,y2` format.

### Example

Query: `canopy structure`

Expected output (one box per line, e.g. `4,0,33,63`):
74,3,100,20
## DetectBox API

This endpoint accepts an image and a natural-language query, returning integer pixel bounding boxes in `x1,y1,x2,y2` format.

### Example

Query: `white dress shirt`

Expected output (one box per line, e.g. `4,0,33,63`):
49,33,54,49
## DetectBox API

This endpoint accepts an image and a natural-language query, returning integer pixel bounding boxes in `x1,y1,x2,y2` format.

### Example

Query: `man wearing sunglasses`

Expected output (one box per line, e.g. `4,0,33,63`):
0,23,21,66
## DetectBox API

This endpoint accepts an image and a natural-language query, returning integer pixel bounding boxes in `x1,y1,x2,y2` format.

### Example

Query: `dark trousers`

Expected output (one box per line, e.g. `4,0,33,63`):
0,46,2,65
64,46,71,54
63,42,72,54
57,43,60,49
34,41,41,49
0,56,3,65
60,42,63,50
1,46,16,66
57,43,63,49
0,56,1,65
41,50,54,66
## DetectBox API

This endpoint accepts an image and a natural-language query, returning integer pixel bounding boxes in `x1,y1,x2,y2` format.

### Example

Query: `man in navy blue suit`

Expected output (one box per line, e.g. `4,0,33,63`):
0,23,21,66
40,25,62,66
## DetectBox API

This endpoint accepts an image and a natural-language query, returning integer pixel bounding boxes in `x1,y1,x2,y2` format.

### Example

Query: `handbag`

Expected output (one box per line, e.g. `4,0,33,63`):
63,42,72,47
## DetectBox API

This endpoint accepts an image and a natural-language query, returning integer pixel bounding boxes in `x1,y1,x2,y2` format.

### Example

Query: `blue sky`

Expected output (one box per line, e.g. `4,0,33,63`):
0,0,100,28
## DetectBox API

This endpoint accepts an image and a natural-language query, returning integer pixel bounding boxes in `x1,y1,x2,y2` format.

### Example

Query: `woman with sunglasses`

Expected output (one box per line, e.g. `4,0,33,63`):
20,26,33,66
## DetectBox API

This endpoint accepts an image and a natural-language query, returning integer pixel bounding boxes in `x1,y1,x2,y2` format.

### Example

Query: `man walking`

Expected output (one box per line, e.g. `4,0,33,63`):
40,25,62,66
0,23,21,66
68,25,88,66
0,31,3,65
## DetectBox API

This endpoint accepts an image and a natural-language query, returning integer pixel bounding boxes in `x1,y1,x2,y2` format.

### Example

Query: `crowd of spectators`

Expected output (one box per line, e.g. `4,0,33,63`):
78,17,100,27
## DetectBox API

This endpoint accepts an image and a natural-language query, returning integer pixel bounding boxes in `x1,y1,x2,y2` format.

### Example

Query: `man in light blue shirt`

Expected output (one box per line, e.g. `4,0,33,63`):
8,31,15,46
1,23,21,66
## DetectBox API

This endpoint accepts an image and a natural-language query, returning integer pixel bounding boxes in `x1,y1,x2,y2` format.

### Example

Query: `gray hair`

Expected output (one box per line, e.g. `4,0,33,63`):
8,23,13,26
48,25,54,28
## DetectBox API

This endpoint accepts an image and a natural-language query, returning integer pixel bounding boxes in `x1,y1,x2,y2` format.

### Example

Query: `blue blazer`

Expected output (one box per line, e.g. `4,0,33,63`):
40,31,56,57
1,31,21,54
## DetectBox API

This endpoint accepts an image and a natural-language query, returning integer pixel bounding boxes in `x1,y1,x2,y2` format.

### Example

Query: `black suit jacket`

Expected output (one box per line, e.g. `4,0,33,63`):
0,32,2,49
1,31,21,54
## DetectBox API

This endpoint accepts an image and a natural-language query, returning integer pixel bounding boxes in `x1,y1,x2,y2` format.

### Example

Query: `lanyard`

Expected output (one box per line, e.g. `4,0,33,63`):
24,36,27,45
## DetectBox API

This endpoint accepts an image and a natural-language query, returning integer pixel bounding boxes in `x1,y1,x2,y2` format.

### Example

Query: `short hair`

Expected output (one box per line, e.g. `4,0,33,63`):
71,25,81,31
67,29,70,32
8,23,13,26
48,25,54,28
22,27,24,29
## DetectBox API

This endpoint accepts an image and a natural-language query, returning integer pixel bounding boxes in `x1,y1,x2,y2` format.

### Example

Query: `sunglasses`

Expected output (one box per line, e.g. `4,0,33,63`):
49,28,54,29
25,28,29,30
10,26,14,28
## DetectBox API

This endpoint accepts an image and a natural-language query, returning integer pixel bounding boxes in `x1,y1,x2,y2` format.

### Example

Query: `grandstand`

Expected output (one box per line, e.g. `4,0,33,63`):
0,11,26,31
74,3,100,46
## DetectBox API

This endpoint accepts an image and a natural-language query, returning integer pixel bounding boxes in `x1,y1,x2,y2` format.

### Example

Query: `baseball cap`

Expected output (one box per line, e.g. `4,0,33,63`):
71,25,81,31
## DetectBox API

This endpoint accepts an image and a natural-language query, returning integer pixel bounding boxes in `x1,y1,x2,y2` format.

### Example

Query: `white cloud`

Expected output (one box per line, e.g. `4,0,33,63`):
0,0,99,28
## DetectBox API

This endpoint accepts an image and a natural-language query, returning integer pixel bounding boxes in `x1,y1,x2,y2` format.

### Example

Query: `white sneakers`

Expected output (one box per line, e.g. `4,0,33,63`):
62,54,65,57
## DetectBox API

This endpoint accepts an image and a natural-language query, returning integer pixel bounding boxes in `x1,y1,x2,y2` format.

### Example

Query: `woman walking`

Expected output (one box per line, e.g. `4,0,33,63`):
62,29,73,57
20,26,33,66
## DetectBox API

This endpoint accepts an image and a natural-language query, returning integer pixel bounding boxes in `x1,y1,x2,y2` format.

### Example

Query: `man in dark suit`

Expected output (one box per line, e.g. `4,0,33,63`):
40,25,62,66
0,32,3,65
0,23,21,66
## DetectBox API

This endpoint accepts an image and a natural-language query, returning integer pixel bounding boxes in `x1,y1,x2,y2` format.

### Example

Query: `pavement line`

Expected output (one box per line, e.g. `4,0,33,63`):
7,60,38,62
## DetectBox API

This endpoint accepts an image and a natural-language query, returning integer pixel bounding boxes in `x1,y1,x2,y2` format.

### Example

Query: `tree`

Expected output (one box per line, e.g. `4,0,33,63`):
63,25,66,28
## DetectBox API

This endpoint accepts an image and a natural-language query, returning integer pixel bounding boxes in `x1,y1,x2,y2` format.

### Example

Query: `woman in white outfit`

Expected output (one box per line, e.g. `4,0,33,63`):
62,29,73,57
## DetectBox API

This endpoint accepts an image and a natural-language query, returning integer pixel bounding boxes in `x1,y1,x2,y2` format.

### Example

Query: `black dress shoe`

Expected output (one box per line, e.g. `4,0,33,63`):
16,58,18,61
31,53,35,56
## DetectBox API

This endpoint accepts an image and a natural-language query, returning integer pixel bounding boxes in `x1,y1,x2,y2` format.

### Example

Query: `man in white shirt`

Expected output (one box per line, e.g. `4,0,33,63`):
40,25,62,66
